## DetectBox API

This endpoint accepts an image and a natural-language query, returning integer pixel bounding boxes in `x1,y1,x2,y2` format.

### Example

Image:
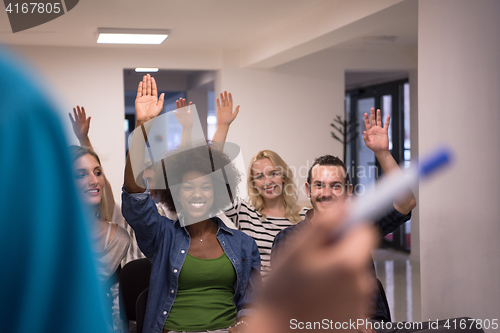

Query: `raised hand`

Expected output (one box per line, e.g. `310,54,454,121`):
363,107,390,153
364,108,416,215
135,74,165,124
216,91,239,127
69,106,91,146
174,98,194,129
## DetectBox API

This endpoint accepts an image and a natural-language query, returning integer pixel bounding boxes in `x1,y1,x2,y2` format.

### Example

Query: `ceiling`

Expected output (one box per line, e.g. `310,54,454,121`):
0,0,417,69
0,0,328,48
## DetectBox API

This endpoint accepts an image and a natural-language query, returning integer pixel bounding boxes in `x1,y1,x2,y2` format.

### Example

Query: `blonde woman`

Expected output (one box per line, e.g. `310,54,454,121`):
206,93,308,277
223,150,308,278
69,145,130,333
69,106,130,332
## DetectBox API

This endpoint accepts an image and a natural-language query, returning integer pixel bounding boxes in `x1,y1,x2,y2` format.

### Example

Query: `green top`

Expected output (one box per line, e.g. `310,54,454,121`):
163,253,237,331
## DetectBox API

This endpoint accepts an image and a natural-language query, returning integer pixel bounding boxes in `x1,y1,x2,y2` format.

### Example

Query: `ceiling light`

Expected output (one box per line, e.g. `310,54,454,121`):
135,68,159,72
97,28,170,45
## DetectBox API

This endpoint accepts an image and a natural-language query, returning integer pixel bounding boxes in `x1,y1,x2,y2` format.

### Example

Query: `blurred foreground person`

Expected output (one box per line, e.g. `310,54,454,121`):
249,208,377,333
272,112,482,333
0,48,110,332
272,109,416,327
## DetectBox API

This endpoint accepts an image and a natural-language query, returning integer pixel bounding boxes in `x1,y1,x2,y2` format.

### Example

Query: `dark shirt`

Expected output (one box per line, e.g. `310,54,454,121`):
271,208,412,322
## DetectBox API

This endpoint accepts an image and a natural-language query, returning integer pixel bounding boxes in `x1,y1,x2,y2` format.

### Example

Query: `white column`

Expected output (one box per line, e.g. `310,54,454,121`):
418,0,500,327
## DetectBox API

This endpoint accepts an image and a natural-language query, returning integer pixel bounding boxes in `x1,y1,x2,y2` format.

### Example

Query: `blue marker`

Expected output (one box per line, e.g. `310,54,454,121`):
337,147,452,238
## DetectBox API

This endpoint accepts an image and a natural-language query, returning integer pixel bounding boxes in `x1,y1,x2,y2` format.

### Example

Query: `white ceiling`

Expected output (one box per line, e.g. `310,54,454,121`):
0,0,417,69
0,0,328,48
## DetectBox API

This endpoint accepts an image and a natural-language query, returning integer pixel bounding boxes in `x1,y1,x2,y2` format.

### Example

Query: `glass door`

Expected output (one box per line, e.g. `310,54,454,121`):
346,79,410,251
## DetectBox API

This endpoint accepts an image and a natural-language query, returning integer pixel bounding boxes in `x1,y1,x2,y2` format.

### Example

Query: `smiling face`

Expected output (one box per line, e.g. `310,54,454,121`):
179,171,215,222
73,153,105,207
251,157,284,202
306,165,352,216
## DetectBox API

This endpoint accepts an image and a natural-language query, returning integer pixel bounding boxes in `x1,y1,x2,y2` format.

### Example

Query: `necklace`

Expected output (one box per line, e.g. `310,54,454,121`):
191,223,213,242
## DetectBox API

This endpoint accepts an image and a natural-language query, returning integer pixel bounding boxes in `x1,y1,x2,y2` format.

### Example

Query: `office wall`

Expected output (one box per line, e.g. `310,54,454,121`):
418,0,500,327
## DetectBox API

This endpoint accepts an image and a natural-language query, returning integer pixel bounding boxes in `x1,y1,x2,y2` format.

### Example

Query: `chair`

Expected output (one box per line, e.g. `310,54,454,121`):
119,258,151,325
136,288,149,333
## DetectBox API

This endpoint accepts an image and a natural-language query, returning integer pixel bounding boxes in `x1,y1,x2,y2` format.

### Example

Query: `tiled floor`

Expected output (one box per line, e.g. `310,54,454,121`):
373,248,421,323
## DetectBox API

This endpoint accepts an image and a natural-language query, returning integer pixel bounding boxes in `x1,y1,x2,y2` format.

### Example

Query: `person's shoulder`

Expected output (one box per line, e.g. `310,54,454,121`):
228,225,252,239
379,207,412,223
112,223,130,241
225,224,257,245
239,199,260,214
275,219,307,241
272,219,308,255
224,198,260,221
107,223,130,253
222,226,259,255
284,219,307,232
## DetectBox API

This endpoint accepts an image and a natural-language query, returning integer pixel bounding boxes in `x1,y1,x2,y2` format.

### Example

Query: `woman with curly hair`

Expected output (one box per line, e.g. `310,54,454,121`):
170,89,308,279
122,74,260,333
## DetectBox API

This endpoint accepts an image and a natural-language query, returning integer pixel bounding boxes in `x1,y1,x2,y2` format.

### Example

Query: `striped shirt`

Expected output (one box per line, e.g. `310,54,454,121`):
224,199,309,278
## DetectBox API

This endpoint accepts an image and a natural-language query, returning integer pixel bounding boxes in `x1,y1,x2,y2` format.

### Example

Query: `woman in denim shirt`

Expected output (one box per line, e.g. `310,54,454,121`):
122,75,260,333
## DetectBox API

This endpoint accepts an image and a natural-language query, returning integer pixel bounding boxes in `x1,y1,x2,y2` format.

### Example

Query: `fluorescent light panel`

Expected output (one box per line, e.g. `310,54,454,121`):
135,68,159,72
97,28,170,45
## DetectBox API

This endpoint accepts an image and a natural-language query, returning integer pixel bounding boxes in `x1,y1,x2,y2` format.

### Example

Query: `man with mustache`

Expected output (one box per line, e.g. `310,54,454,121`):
272,109,483,332
272,107,417,332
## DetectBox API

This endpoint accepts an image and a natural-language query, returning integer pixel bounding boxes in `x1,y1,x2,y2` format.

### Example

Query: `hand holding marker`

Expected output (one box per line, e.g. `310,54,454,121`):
335,147,452,240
